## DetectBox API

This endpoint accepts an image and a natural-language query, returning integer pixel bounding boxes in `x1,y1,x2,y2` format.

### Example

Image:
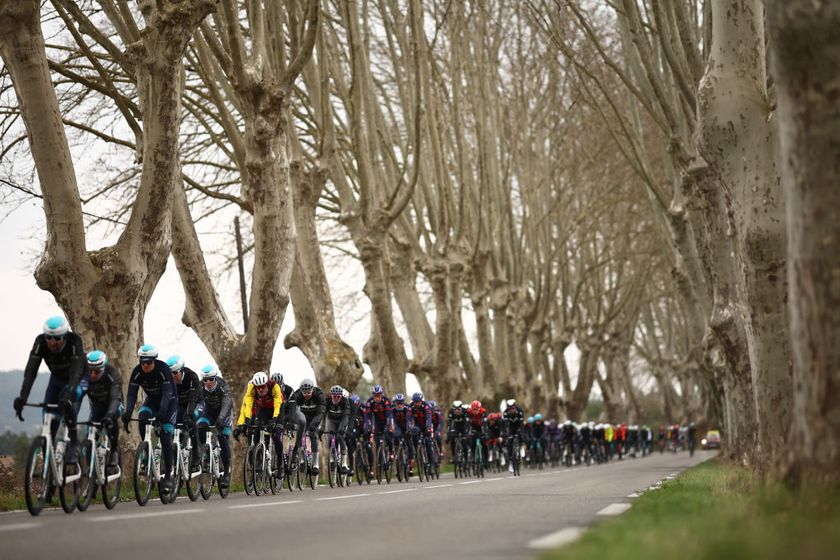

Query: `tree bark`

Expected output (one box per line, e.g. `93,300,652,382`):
766,0,840,483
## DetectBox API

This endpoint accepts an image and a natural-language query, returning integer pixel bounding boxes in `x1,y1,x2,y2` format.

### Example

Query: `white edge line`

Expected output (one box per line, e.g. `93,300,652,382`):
528,527,585,549
459,480,483,485
0,522,41,532
228,500,302,509
425,484,453,489
597,503,632,516
315,493,370,501
88,509,205,522
378,488,415,495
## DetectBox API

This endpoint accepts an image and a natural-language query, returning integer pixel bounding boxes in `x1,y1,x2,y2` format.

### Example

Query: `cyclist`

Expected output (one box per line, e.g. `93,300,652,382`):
166,355,202,469
428,400,443,451
234,372,283,462
503,399,524,470
13,316,86,465
687,422,697,455
579,421,592,462
347,394,370,478
392,393,415,471
532,413,547,464
290,378,326,476
486,412,504,466
465,400,487,467
324,385,351,475
196,365,233,488
271,372,306,473
616,422,628,459
364,385,394,468
79,350,123,467
123,344,177,493
604,423,615,459
561,419,576,463
409,392,434,469
446,400,468,462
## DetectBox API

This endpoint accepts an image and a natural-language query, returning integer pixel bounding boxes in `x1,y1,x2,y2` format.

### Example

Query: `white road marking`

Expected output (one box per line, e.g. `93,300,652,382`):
228,500,302,509
528,527,584,549
378,488,415,495
425,484,453,489
315,493,369,501
0,522,40,532
627,492,641,499
597,503,632,516
88,509,204,522
484,477,504,482
459,480,482,485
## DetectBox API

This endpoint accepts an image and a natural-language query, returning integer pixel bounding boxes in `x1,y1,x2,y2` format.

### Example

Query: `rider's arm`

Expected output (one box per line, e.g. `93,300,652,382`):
236,383,254,426
338,400,350,432
19,336,44,402
218,381,234,420
66,334,86,390
309,392,326,430
124,367,141,415
185,369,200,416
271,384,283,418
424,405,432,431
105,366,123,418
159,362,174,407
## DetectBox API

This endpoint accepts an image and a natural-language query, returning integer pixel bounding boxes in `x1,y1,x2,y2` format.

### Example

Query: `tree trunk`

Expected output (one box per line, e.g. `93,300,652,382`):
766,0,840,483
697,0,791,464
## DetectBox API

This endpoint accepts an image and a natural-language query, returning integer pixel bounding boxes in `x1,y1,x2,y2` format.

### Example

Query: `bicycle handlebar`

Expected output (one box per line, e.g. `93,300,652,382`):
24,403,59,409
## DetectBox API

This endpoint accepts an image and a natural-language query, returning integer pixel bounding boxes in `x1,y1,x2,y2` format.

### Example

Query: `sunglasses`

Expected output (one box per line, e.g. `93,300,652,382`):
140,359,155,365
46,335,65,341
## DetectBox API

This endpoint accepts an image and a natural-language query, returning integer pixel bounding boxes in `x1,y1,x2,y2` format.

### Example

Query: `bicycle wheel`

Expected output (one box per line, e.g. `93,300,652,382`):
353,447,364,485
328,443,339,488
186,446,200,501
306,453,317,490
77,440,95,511
295,451,304,491
164,448,181,504
133,441,153,506
269,445,281,494
244,444,256,495
24,436,51,516
254,443,267,496
199,445,213,500
416,442,428,482
102,447,122,509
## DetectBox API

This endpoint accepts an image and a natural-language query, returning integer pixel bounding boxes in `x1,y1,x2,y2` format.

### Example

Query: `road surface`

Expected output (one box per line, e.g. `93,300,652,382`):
0,450,714,559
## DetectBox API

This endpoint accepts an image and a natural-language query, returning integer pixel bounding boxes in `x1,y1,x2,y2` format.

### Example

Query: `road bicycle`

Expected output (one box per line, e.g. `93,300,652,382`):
393,432,411,483
23,403,82,515
171,422,201,501
131,417,173,506
198,423,228,499
453,432,470,479
327,430,348,488
470,434,485,478
352,432,373,485
77,419,122,511
295,429,318,490
373,432,393,484
414,432,437,482
246,421,281,495
506,433,521,476
284,425,302,491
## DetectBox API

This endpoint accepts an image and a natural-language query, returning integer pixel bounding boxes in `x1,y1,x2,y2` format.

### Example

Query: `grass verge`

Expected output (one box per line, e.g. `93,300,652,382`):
541,459,840,560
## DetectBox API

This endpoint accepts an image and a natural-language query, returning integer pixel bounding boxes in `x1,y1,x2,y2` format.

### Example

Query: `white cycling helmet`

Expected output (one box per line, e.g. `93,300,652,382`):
270,372,284,385
252,372,268,387
86,350,107,369
166,354,184,372
300,378,315,391
138,344,159,359
43,316,70,337
506,398,516,407
453,400,462,408
201,364,220,380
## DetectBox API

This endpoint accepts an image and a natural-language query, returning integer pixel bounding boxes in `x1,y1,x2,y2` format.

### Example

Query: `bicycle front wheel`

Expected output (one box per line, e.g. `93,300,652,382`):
328,445,339,488
77,440,95,511
133,441,153,506
185,447,200,501
102,447,122,509
253,443,267,496
199,445,213,500
24,436,51,516
244,444,256,495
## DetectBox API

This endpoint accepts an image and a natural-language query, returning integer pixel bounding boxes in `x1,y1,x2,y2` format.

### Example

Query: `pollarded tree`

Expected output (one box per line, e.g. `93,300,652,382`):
0,0,215,374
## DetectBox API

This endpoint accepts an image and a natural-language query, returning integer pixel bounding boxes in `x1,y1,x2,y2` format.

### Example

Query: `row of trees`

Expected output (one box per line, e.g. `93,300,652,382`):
0,0,836,482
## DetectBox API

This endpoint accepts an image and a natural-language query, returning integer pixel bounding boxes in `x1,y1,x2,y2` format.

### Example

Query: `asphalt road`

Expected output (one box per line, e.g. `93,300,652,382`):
0,450,714,559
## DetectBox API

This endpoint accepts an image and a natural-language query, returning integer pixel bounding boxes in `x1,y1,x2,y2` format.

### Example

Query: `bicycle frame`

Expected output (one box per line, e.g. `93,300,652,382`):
174,425,200,482
84,422,120,485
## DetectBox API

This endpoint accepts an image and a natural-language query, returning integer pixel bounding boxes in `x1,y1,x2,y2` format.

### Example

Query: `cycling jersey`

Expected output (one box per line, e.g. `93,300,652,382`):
19,332,86,403
126,359,176,418
237,381,282,425
447,407,468,433
291,387,326,427
410,401,432,432
325,395,351,432
79,363,123,418
487,421,503,439
174,367,202,417
392,404,414,431
503,406,524,434
202,377,233,419
365,396,393,432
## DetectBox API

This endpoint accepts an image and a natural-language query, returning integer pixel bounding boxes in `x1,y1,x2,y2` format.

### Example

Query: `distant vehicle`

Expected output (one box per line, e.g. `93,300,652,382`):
701,430,721,450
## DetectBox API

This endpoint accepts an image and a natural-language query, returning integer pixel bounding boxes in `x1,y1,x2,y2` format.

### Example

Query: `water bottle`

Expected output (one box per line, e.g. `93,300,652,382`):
56,440,66,463
153,447,161,469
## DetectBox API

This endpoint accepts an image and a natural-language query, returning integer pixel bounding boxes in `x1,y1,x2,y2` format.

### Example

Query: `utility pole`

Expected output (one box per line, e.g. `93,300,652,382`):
234,216,248,332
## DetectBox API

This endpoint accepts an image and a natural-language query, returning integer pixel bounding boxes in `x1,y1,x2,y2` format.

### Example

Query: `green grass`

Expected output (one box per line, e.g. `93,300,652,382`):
542,459,840,560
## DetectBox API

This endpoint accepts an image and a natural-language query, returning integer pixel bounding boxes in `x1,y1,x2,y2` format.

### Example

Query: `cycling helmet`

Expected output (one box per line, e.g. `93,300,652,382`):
428,400,437,409
488,412,501,421
506,398,516,407
201,364,220,380
527,416,535,424
330,385,344,396
270,372,284,385
534,413,543,421
470,400,482,412
300,378,315,391
43,316,69,337
166,355,184,372
394,393,405,403
350,394,361,405
86,350,107,369
251,372,268,387
411,392,423,403
372,384,384,395
138,344,158,360
453,400,463,408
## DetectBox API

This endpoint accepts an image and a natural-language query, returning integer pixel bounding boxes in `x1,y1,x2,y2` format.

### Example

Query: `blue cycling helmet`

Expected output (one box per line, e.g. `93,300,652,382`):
166,354,184,372
201,364,220,380
534,413,543,421
372,384,384,395
411,392,423,403
527,416,535,424
86,350,107,368
138,344,158,360
427,400,437,409
394,393,405,403
350,394,361,405
43,316,70,337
